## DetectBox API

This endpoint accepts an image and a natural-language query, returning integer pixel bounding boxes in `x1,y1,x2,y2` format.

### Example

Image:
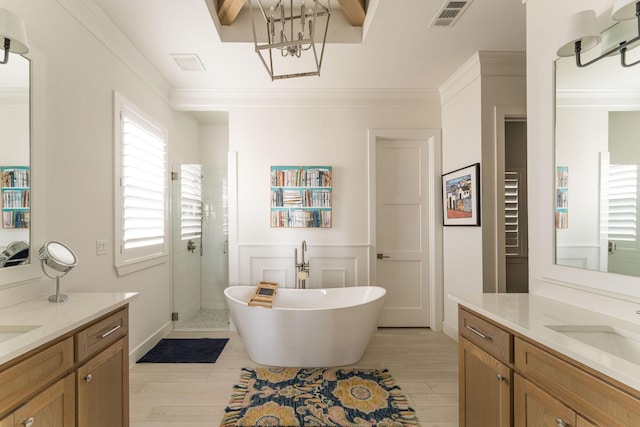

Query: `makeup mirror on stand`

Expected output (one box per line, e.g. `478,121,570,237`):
39,240,77,302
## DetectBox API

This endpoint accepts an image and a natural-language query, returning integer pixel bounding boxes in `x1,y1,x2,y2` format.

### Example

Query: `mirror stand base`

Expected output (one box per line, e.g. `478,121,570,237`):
48,294,68,303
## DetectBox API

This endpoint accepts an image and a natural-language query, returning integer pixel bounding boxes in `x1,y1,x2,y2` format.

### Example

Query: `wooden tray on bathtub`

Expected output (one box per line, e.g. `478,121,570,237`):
248,281,278,308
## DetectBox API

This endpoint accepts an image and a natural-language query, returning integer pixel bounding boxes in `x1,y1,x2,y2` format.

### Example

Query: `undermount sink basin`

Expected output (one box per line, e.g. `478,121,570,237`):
0,325,41,344
546,324,640,365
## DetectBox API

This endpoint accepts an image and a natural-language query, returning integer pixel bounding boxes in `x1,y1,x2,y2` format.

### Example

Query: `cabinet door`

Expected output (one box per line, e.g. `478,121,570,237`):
460,338,511,427
12,374,75,427
514,373,576,427
577,415,597,427
77,338,128,427
0,414,13,427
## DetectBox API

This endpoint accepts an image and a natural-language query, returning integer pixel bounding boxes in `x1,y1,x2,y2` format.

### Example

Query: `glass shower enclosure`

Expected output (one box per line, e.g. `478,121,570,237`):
171,162,229,330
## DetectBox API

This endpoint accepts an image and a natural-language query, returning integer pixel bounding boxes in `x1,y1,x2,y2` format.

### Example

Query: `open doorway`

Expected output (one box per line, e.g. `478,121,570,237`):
504,119,528,293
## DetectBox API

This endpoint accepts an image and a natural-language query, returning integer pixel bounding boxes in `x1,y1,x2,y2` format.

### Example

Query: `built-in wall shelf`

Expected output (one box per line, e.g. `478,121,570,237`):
1,166,30,229
270,166,332,228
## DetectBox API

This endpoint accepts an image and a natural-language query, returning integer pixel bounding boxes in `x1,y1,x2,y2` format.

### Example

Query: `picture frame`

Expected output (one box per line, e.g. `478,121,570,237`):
442,163,481,226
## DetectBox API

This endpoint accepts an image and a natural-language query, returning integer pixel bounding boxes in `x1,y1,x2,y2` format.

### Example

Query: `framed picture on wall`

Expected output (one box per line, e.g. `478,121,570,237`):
442,163,481,226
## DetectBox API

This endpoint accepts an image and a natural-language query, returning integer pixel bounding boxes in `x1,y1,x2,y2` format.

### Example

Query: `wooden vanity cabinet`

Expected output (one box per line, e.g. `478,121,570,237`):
459,307,514,427
75,308,129,427
0,305,129,427
514,336,640,426
458,304,640,427
514,374,596,427
76,338,128,427
0,374,75,427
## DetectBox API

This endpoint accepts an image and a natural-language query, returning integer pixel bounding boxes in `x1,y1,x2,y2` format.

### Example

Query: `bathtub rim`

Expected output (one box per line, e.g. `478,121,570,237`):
224,285,386,312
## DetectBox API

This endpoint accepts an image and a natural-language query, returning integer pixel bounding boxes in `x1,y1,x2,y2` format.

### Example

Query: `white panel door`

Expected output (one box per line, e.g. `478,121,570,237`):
376,138,430,326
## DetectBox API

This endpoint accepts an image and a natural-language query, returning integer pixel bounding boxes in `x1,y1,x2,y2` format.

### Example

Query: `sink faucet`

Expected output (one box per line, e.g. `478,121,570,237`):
295,240,309,289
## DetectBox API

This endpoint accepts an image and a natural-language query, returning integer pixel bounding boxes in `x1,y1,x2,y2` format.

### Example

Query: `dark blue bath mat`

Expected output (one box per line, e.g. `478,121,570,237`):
137,338,229,363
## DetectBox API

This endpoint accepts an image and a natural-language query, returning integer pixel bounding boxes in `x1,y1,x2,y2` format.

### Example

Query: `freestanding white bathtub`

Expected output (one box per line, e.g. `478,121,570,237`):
224,285,386,367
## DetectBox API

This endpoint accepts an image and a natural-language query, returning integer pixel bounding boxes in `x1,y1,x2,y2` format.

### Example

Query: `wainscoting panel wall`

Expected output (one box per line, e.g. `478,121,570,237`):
236,244,370,288
555,245,599,270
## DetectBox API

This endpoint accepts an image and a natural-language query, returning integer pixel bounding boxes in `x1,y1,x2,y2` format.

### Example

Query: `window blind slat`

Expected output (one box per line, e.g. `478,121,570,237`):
608,164,637,242
181,164,202,240
121,105,167,251
505,171,521,256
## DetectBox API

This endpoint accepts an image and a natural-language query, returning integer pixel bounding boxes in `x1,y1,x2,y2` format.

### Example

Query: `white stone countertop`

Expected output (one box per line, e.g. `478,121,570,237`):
450,292,640,392
0,292,138,366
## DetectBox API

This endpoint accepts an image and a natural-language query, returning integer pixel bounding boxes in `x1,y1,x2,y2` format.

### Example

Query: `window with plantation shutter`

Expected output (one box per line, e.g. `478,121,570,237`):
114,92,168,275
180,164,202,240
608,164,637,242
505,171,522,256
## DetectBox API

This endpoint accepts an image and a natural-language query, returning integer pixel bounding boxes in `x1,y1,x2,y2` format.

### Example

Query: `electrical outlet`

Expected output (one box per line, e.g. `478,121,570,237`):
96,240,108,255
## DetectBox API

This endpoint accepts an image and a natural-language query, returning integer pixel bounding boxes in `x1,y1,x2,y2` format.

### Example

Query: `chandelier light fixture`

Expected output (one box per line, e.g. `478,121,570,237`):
248,0,331,80
557,0,640,67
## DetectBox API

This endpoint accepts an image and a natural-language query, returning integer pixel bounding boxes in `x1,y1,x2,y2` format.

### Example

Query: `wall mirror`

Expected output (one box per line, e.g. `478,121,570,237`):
0,52,30,269
555,21,640,277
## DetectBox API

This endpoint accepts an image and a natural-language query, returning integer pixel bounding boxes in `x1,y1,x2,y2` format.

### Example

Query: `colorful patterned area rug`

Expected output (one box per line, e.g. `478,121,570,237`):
221,367,419,426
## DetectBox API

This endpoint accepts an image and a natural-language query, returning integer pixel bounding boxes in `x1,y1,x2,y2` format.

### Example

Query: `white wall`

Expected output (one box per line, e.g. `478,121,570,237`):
440,52,526,337
440,64,483,336
554,106,608,269
0,97,29,247
0,0,201,359
225,100,441,289
528,0,640,321
200,124,229,311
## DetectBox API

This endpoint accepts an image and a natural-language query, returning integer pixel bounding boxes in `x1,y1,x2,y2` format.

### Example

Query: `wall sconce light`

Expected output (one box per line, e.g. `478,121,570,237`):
0,8,29,65
557,0,640,67
248,0,331,80
39,241,78,303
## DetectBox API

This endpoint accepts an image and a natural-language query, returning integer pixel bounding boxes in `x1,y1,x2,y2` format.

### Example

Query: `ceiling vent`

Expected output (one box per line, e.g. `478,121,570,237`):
430,0,473,27
170,54,206,71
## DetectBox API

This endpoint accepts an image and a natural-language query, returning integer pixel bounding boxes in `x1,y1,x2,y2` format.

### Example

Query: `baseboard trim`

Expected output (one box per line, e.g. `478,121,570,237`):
442,321,459,342
128,321,173,367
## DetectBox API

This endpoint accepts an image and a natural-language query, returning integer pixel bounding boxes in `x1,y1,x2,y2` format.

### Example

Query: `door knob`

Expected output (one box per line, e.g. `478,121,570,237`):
377,253,390,259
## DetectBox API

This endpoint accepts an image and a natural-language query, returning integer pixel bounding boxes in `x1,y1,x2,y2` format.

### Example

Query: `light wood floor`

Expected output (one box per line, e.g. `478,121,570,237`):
130,328,459,426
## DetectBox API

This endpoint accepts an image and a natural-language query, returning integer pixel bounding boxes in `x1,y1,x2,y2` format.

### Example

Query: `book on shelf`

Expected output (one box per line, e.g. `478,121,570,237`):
270,209,331,228
270,166,332,188
270,166,332,228
1,167,29,188
2,189,29,208
2,210,29,229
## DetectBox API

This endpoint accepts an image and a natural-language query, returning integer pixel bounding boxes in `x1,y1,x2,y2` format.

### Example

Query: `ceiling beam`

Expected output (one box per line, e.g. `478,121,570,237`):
337,0,365,26
218,0,245,26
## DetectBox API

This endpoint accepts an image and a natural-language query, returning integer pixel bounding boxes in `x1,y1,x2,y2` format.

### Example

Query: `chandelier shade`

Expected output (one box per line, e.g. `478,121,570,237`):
557,0,640,67
0,8,29,65
249,0,331,80
612,0,640,21
557,10,601,57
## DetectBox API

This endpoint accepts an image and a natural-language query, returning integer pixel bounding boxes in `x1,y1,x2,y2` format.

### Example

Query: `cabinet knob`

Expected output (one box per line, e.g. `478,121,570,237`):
23,417,34,427
556,419,569,427
497,374,506,382
85,373,92,382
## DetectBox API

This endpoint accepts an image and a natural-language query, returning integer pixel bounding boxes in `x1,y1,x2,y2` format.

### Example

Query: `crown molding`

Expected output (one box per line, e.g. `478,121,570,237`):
439,51,526,105
170,88,441,109
556,89,640,107
56,0,171,104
